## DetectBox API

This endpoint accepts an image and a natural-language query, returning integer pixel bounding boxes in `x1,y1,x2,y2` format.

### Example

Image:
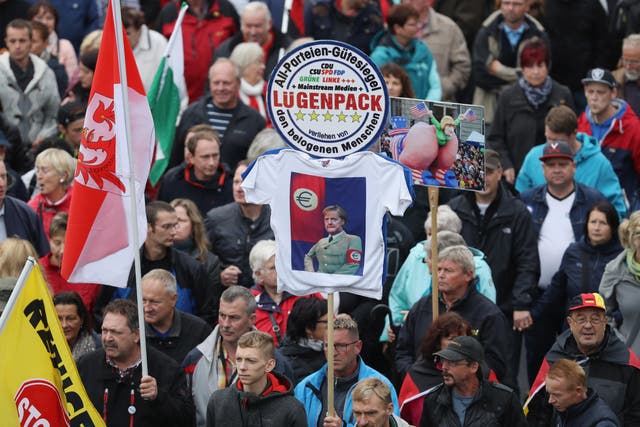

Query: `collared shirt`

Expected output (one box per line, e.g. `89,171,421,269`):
501,22,527,48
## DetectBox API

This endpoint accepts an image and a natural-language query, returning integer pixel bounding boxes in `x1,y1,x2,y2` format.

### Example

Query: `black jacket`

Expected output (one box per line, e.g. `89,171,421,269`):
278,337,326,385
206,371,307,427
448,184,540,314
3,195,50,256
157,162,233,218
170,97,266,170
488,79,575,172
473,11,548,91
527,327,640,427
551,388,620,427
205,203,274,289
420,380,526,427
146,309,212,364
395,287,510,380
95,247,219,327
77,347,195,426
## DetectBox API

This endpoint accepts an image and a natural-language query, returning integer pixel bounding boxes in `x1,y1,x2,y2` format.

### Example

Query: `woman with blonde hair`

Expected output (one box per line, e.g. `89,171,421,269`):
0,238,41,314
230,42,269,125
600,209,640,356
28,148,76,239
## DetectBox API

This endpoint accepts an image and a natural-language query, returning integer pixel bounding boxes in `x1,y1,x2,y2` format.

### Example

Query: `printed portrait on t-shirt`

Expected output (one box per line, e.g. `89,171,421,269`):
290,173,366,276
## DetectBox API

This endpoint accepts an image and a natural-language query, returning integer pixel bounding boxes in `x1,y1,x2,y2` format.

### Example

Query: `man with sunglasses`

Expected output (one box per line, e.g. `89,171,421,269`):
294,316,399,427
526,293,640,426
420,335,526,427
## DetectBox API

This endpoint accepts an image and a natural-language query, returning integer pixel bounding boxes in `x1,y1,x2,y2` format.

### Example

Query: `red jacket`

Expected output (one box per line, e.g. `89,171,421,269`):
157,0,239,103
577,100,640,207
250,286,322,346
40,254,101,316
28,188,72,239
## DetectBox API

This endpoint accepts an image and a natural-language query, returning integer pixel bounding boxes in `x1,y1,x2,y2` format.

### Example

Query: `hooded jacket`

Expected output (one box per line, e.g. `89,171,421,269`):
600,250,640,356
0,53,60,146
516,132,627,218
369,32,441,100
551,388,620,427
206,371,307,427
525,327,640,427
578,99,640,210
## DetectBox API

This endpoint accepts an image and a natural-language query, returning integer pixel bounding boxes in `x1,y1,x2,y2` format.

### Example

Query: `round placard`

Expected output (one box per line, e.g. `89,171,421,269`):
267,40,389,157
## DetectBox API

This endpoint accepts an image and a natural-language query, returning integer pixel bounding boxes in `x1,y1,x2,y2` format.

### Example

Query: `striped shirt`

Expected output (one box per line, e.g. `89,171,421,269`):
206,102,234,139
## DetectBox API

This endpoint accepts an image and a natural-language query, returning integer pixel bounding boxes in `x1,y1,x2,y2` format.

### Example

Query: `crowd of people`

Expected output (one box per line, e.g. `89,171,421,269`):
1,0,640,425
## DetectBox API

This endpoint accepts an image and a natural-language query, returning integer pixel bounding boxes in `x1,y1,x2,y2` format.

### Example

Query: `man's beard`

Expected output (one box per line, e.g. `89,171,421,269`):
625,69,640,81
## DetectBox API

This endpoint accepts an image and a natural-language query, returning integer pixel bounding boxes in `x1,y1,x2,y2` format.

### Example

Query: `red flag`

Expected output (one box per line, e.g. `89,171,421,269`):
61,1,154,288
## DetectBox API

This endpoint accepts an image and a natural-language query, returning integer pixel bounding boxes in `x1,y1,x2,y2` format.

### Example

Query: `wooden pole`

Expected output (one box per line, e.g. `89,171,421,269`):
428,186,439,321
326,292,335,417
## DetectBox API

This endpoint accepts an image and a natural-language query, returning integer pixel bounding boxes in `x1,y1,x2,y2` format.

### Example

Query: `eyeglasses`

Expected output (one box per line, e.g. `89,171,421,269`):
570,314,606,325
622,58,640,67
322,340,359,353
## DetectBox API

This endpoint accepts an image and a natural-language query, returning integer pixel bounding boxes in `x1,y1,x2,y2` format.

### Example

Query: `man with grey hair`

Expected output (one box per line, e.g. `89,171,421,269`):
142,269,212,363
381,206,495,342
171,57,266,170
295,316,400,427
613,34,640,115
182,285,294,427
395,245,510,383
213,2,292,81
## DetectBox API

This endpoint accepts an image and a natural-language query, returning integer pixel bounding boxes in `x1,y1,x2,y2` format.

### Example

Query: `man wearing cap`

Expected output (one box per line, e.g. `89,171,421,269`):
577,67,640,210
516,105,626,219
526,293,640,427
448,149,539,391
420,335,526,427
520,141,607,383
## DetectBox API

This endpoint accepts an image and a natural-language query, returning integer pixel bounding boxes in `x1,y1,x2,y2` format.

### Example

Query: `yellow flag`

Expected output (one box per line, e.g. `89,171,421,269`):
0,259,105,426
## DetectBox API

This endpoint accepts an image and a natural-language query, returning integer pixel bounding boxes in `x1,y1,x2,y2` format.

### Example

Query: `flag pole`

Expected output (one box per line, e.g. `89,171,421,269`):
428,186,439,321
110,0,148,377
0,258,35,333
326,292,335,417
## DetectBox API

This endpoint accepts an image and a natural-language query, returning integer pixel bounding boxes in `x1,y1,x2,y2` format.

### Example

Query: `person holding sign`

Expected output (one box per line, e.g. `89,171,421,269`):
304,205,363,275
294,316,399,427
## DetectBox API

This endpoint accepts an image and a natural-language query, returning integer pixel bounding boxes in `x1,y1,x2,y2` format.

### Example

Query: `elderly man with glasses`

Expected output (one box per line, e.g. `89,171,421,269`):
526,293,640,427
294,316,399,427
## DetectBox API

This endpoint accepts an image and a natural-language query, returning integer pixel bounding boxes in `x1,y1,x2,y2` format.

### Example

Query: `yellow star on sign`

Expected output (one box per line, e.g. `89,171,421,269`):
351,112,361,122
295,110,305,120
310,111,319,121
323,111,333,121
337,111,347,122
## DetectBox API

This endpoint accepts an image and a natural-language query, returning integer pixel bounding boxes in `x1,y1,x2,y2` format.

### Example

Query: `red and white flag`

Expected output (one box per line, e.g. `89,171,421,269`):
61,1,154,288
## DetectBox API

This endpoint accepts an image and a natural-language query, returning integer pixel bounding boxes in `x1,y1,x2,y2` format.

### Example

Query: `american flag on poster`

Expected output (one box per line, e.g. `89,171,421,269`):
410,102,429,119
463,108,477,122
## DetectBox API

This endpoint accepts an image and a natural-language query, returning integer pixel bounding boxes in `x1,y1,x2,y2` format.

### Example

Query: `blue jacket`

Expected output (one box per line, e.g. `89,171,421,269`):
381,243,496,341
520,182,608,241
48,0,99,52
516,133,627,219
369,32,441,100
294,357,399,427
3,196,49,256
531,236,622,322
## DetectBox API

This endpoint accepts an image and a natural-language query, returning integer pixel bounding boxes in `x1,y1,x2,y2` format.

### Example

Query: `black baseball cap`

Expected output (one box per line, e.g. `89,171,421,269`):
434,336,485,363
539,140,574,161
581,68,616,88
